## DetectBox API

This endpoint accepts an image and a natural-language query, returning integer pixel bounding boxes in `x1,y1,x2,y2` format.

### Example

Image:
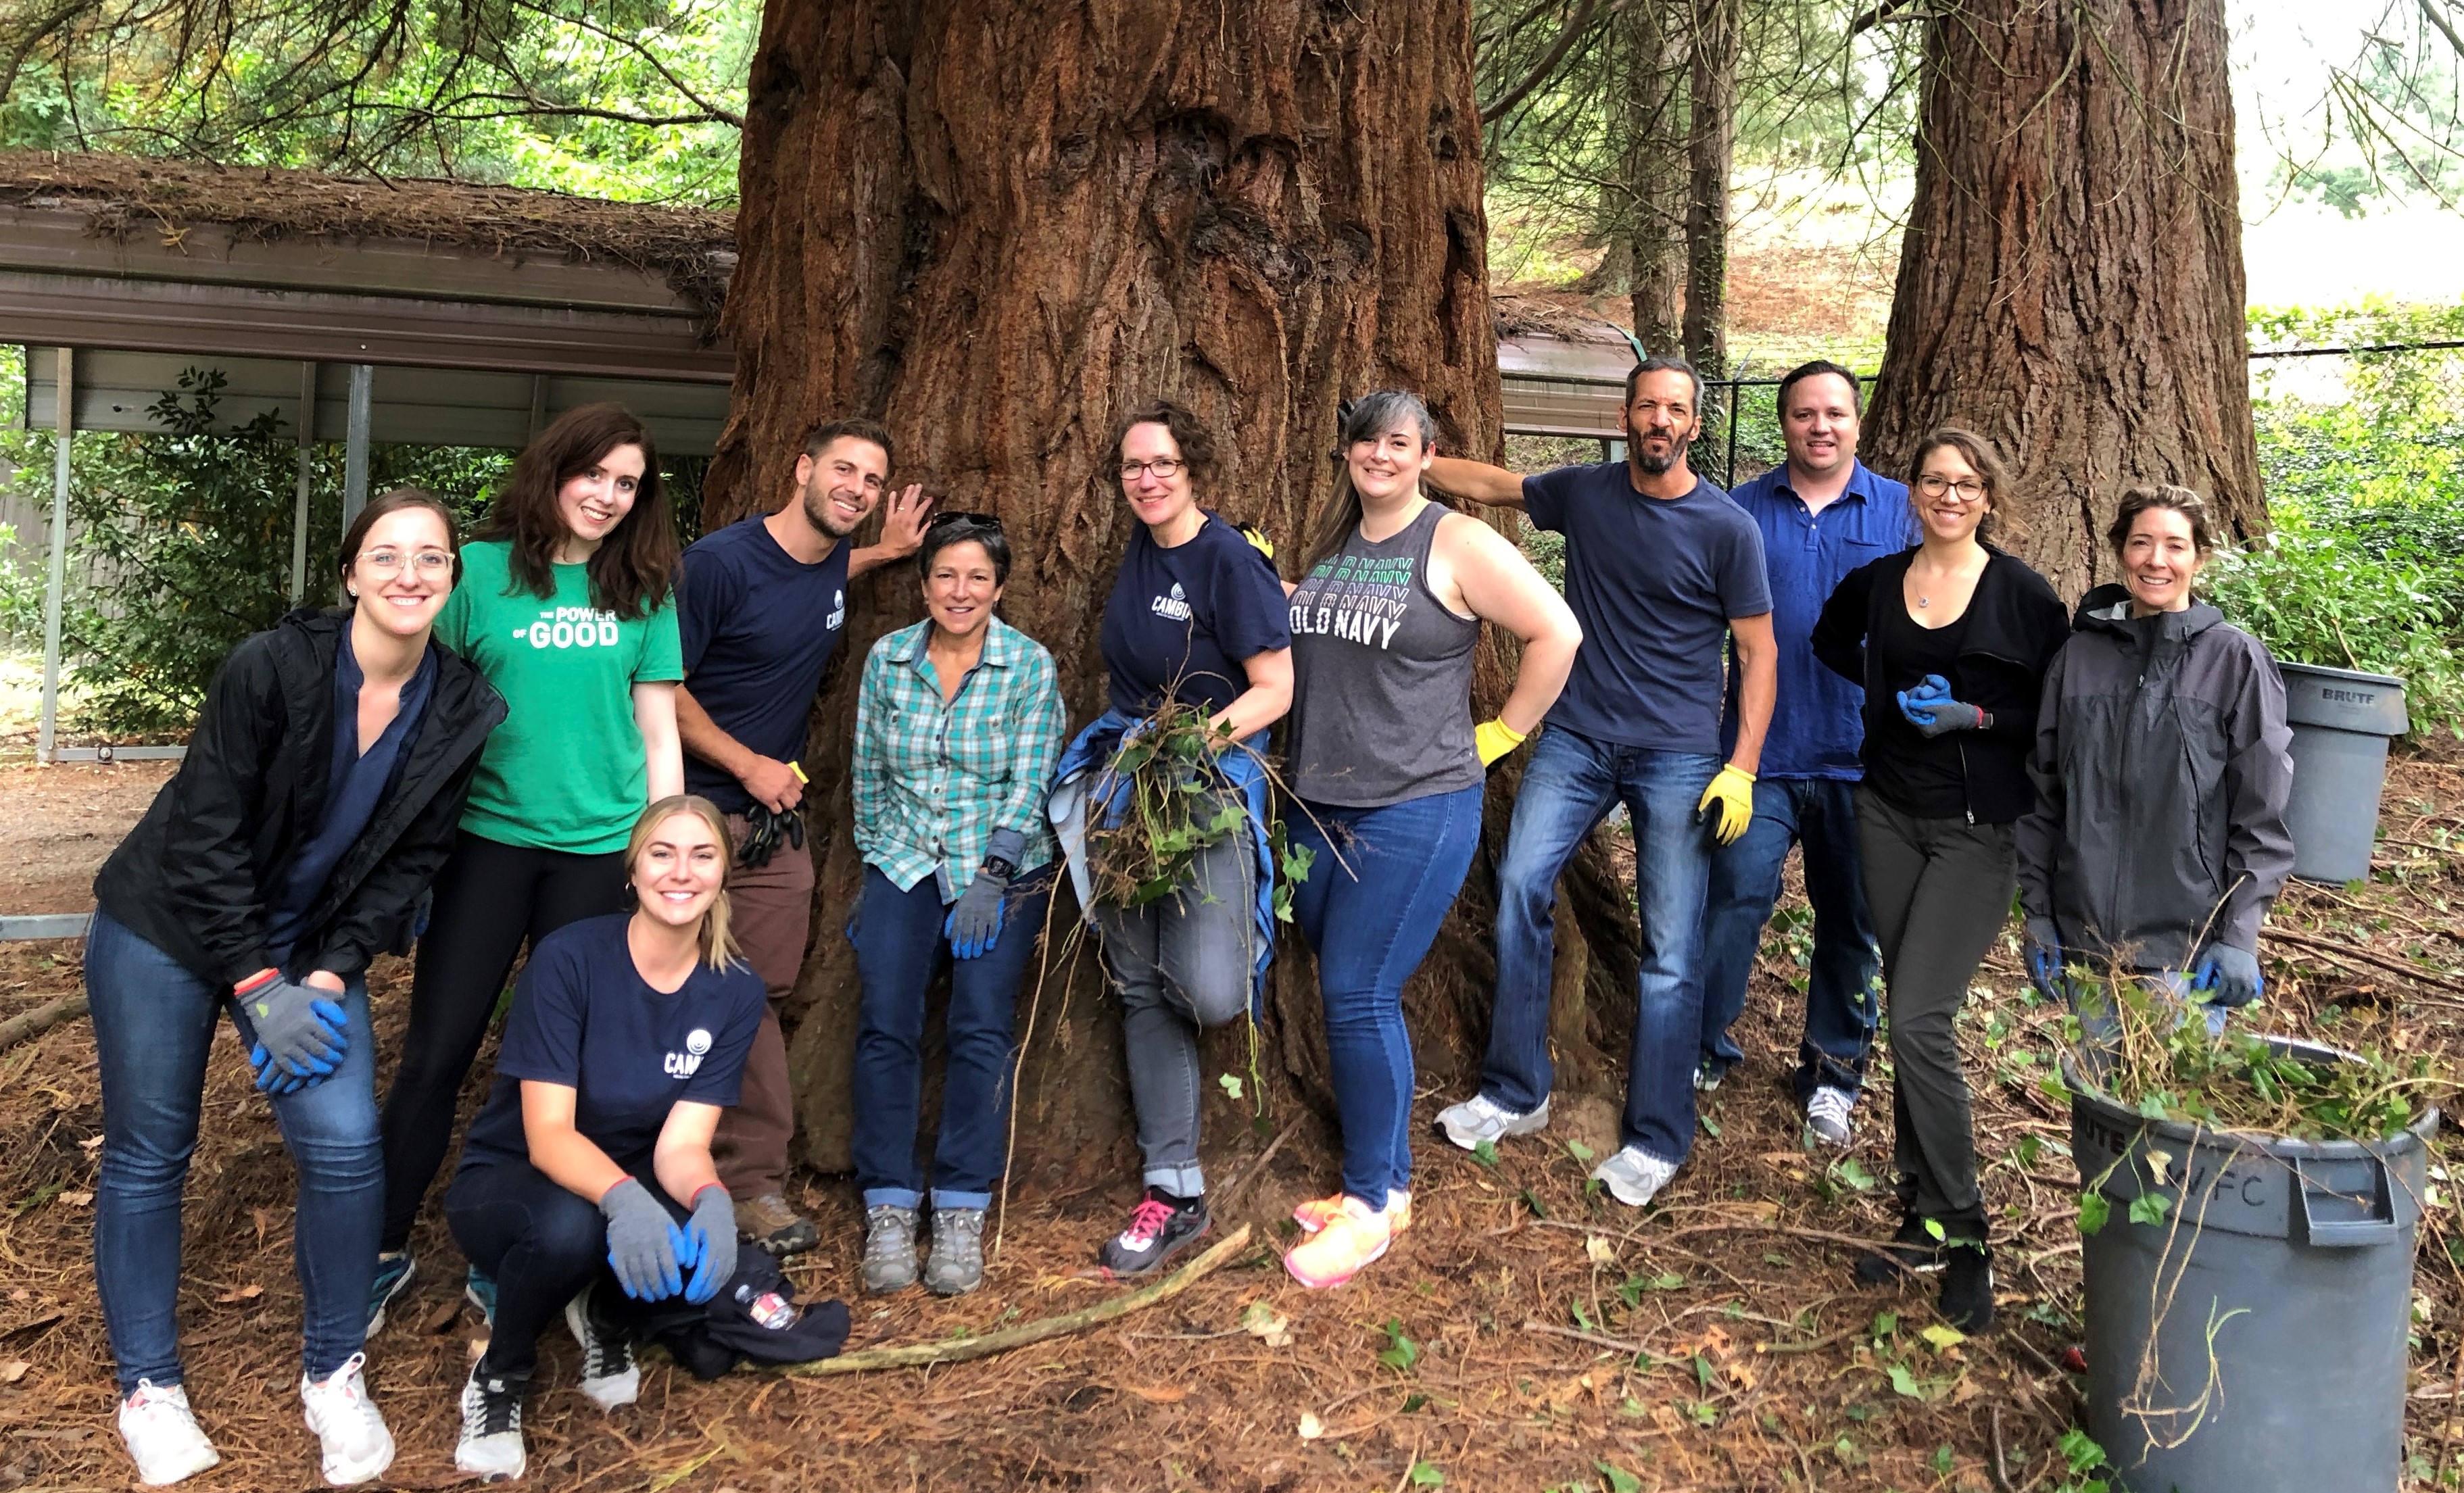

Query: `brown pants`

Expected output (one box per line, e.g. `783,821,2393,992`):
712,812,817,1199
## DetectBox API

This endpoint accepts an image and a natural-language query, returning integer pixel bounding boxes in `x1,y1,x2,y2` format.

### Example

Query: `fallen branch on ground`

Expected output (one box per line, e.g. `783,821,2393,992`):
0,995,86,1050
783,1224,1252,1377
2263,926,2464,998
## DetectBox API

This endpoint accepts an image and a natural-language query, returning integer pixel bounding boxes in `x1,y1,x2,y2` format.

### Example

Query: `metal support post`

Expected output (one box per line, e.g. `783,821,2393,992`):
342,362,372,524
290,361,316,604
37,347,70,766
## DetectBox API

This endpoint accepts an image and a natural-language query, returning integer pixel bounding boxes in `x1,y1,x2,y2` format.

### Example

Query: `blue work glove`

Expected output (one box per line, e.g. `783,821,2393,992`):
679,1185,740,1304
599,1177,684,1302
242,977,347,1095
2193,943,2264,1008
2023,916,2064,1000
944,866,1010,959
1896,674,1990,738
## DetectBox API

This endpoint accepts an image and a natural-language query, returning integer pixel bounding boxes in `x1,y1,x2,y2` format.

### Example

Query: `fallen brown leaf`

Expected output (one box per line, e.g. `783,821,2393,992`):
215,1283,263,1304
1121,1384,1188,1404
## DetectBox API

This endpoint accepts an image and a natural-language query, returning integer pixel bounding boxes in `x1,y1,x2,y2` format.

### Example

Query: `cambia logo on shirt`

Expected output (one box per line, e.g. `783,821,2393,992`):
664,1027,714,1079
510,605,623,650
827,588,846,631
1151,581,1192,622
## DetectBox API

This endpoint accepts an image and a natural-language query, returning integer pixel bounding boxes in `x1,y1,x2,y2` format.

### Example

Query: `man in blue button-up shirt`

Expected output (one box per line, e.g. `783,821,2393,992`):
1701,362,1915,1146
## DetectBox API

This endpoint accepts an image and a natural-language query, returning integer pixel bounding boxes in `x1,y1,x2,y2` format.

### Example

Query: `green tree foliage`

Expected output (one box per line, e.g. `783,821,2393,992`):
0,1,756,204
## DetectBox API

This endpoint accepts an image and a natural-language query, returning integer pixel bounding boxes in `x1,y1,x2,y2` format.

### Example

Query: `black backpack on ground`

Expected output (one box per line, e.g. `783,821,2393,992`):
650,1250,850,1380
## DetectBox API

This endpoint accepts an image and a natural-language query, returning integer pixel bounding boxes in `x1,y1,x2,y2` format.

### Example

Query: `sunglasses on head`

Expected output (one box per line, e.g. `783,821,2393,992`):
927,510,1003,533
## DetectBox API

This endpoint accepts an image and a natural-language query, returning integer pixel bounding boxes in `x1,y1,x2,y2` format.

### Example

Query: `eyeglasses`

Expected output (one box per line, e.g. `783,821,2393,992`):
1119,458,1185,481
358,548,454,578
1914,474,1989,503
927,510,1002,533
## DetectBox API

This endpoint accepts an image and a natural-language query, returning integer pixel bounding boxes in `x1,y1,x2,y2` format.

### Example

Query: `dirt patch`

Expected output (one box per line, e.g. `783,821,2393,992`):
0,761,174,914
0,760,2457,1492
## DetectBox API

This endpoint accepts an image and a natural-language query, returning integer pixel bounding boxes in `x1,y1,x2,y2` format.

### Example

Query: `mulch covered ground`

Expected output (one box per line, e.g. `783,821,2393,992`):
1,756,2459,1492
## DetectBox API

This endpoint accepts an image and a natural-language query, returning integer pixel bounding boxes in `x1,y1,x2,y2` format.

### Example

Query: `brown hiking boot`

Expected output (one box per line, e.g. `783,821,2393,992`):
735,1192,819,1257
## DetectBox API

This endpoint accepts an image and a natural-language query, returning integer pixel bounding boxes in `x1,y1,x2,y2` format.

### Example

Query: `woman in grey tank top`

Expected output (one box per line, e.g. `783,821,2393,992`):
1278,390,1581,1290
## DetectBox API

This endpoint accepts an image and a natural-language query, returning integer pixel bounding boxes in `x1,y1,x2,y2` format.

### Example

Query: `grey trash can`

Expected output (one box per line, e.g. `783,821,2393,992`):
2066,1041,2437,1493
2278,661,2408,883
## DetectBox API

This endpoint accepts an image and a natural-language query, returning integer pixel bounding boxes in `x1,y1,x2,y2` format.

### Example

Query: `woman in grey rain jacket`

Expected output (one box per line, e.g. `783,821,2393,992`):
2015,484,2295,1023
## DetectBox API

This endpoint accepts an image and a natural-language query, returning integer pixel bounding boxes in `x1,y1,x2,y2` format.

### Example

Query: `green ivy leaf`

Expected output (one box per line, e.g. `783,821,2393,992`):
2128,1192,2172,1227
2077,1193,2111,1235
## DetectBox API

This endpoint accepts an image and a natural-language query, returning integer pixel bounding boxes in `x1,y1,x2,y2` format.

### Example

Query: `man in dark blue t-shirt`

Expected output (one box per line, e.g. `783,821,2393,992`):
1696,362,1916,1150
1425,357,1775,1212
675,417,932,1254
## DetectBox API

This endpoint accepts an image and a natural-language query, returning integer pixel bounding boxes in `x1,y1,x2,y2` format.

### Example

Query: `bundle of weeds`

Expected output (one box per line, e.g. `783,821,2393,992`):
2067,964,2446,1142
1085,697,1318,917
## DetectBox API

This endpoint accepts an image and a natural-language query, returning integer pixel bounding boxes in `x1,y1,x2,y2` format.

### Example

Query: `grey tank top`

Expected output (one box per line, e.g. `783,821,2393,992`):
1285,501,1482,808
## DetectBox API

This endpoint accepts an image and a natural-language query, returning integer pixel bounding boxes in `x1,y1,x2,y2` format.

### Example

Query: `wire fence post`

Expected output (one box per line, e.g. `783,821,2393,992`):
38,347,71,766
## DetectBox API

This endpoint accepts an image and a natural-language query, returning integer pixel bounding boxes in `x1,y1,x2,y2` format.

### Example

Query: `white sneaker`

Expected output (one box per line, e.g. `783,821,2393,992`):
118,1379,220,1486
455,1367,525,1482
564,1290,641,1411
1434,1093,1550,1152
299,1353,395,1486
1591,1145,1680,1208
1804,1084,1856,1148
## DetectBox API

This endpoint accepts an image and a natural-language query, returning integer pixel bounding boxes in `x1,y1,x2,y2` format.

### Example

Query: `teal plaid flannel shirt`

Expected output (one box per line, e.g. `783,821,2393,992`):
852,617,1065,898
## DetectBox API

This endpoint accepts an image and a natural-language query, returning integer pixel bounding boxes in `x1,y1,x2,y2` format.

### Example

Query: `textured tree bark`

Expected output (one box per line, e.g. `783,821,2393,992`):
708,0,1637,1190
1863,0,2263,597
1679,0,1737,381
1624,0,1689,356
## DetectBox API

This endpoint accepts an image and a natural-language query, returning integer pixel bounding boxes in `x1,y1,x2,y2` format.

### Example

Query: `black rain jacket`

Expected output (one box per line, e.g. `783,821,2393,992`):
2014,585,2295,969
1810,545,2071,824
94,608,506,987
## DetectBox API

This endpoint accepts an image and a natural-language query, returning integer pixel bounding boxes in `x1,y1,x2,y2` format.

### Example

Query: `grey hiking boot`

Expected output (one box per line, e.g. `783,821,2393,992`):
924,1208,986,1296
1434,1094,1550,1152
737,1192,819,1258
861,1205,920,1294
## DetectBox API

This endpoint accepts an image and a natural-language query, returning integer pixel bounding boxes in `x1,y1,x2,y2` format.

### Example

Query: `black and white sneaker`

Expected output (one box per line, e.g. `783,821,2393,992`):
1096,1188,1209,1277
563,1286,640,1411
454,1367,525,1482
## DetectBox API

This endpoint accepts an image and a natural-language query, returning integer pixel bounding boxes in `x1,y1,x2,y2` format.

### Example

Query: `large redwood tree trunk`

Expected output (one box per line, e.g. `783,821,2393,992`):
1864,0,2263,596
704,1,1640,1191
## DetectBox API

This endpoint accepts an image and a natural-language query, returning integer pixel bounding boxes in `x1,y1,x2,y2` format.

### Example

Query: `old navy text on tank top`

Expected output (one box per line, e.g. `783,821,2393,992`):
1285,501,1482,808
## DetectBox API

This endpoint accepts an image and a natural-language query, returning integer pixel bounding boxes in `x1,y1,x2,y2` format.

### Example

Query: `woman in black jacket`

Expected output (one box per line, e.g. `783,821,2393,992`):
2016,485,2294,1031
1810,428,2068,1332
87,487,504,1489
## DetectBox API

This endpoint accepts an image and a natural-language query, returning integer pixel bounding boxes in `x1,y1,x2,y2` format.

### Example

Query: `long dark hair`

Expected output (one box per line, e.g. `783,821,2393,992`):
1306,390,1437,572
477,403,677,620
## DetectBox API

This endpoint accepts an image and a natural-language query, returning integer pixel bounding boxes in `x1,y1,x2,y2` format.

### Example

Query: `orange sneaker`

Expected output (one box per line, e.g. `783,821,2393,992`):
1283,1197,1394,1289
1294,1190,1411,1235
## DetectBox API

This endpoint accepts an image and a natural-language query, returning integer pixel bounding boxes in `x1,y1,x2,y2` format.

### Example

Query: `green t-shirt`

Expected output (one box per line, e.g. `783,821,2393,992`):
436,539,685,854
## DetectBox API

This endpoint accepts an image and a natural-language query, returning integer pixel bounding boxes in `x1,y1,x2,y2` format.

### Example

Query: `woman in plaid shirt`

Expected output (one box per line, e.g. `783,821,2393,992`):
846,514,1065,1297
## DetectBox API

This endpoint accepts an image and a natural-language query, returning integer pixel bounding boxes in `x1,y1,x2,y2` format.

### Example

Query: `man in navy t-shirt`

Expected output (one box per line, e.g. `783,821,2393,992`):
1696,362,1916,1148
1424,357,1776,1211
675,417,932,1255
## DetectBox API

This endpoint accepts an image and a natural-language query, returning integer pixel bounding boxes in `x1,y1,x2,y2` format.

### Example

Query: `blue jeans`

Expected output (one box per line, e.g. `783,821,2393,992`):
1290,783,1484,1204
87,908,379,1393
1480,727,1721,1165
1693,776,1881,1098
849,864,1055,1210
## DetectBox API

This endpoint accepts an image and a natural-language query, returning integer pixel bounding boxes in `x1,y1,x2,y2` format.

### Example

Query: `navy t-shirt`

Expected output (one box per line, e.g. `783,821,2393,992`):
1099,513,1291,716
1523,463,1771,755
677,517,852,814
457,914,766,1179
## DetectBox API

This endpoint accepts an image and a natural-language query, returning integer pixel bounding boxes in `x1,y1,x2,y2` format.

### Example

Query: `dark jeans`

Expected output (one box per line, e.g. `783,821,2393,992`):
1694,775,1881,1098
380,830,625,1252
444,1160,684,1380
1290,783,1484,1204
87,908,379,1392
1856,787,2016,1235
848,864,1055,1211
1480,726,1721,1165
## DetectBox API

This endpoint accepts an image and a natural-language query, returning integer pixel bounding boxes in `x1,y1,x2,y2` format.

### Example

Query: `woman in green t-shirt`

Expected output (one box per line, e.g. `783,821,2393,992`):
373,403,687,1321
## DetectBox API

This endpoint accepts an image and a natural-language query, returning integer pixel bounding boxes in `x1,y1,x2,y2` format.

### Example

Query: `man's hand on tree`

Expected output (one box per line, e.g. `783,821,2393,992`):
740,754,804,813
879,483,936,557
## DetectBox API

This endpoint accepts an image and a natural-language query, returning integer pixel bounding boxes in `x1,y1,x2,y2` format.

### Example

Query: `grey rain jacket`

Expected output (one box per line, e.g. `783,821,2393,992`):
2015,584,2295,971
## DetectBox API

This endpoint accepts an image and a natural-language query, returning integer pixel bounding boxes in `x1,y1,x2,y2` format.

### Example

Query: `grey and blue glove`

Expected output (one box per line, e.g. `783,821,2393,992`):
242,977,348,1095
944,829,1025,960
2194,942,2264,1008
599,1177,684,1302
2023,916,2064,1000
1896,674,1990,738
679,1185,739,1304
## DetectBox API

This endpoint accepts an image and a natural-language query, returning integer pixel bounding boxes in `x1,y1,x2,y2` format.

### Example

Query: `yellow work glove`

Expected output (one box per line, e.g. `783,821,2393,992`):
1696,764,1756,844
1241,524,1276,560
1474,718,1528,766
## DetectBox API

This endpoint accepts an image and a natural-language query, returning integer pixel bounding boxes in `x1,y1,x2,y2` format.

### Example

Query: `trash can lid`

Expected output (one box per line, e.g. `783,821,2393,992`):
2277,660,2409,735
